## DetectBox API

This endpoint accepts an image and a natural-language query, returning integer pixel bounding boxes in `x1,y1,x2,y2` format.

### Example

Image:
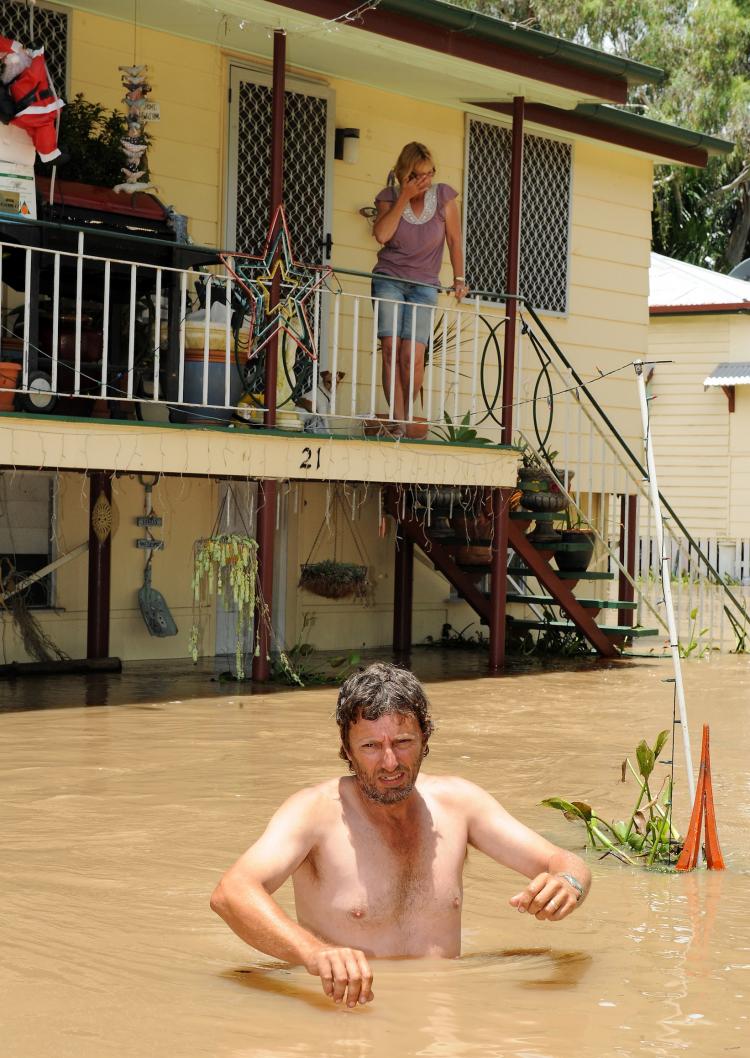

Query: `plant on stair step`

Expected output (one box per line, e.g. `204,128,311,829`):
542,730,683,868
515,439,572,514
449,487,495,566
553,507,597,574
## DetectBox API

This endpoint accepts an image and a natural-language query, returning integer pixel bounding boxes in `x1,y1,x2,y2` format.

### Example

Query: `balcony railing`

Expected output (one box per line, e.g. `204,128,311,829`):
0,229,509,443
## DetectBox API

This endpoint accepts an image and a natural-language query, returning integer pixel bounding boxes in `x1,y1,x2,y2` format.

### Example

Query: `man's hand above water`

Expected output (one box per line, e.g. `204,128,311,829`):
305,945,374,1007
509,870,585,921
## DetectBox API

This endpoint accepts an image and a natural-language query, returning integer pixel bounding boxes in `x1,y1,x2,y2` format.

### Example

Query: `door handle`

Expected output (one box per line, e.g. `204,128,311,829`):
321,233,333,260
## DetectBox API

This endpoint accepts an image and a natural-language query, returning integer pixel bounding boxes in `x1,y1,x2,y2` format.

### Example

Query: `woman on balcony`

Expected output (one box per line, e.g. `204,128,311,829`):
372,142,467,435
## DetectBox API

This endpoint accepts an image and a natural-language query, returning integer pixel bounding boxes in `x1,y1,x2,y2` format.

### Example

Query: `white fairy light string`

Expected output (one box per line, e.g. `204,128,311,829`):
216,0,382,41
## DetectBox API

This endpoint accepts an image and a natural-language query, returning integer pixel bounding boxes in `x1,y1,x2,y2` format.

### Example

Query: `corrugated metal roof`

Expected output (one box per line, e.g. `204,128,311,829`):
650,253,750,311
704,363,750,387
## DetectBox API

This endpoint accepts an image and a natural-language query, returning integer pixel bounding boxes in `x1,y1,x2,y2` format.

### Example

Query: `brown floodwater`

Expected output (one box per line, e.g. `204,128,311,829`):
2,652,750,1058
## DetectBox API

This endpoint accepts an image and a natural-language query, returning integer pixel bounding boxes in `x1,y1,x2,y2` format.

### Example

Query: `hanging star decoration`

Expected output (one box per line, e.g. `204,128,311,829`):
221,206,332,365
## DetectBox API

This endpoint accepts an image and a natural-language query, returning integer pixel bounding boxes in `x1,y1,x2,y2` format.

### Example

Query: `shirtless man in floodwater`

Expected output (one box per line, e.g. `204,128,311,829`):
211,663,590,1007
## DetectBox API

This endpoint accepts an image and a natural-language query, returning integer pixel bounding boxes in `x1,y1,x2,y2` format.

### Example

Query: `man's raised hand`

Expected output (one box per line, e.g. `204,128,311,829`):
305,946,374,1007
509,871,580,921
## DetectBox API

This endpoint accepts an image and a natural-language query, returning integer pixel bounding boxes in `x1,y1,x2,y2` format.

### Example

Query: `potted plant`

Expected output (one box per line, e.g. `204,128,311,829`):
450,487,495,565
554,508,597,573
431,410,495,446
515,439,572,514
299,559,371,602
35,93,152,193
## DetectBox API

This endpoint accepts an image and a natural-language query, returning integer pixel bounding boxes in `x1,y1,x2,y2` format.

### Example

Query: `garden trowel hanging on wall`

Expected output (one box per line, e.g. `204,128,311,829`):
136,474,177,637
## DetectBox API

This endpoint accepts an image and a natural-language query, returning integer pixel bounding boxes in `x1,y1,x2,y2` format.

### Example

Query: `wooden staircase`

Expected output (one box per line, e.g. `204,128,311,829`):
385,492,658,659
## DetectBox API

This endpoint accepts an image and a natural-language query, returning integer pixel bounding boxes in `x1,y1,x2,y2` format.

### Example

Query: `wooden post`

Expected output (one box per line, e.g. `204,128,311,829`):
488,487,510,672
619,494,637,627
263,28,286,432
393,520,414,660
501,96,524,447
252,30,285,683
86,471,112,659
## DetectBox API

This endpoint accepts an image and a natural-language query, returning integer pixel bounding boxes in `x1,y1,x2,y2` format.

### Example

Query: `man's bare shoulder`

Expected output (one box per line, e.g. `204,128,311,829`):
279,777,344,819
417,773,497,811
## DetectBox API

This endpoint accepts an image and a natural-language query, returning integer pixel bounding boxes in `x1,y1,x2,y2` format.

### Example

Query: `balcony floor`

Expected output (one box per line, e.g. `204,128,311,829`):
0,412,519,487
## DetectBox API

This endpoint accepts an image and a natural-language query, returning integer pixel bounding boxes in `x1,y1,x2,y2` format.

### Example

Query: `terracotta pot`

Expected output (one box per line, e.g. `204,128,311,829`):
451,511,493,542
456,544,492,565
0,362,21,410
404,416,428,439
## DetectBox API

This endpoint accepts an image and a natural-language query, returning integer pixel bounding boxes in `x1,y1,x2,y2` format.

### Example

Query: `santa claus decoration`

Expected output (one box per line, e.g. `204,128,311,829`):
0,36,64,163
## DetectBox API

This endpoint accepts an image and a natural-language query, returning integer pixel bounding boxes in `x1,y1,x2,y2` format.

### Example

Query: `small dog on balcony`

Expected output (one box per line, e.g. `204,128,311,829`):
296,370,344,434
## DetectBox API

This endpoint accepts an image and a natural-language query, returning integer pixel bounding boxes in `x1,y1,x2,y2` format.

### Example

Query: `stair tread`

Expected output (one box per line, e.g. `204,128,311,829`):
507,567,614,580
510,511,562,521
505,593,637,610
452,539,594,552
507,618,658,637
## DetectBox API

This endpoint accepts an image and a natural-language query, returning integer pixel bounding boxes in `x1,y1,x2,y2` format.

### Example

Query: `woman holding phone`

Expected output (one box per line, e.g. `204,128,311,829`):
372,142,467,435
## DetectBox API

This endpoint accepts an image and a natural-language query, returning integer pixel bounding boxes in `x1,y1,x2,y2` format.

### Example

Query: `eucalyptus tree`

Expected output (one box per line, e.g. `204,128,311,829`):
451,0,750,269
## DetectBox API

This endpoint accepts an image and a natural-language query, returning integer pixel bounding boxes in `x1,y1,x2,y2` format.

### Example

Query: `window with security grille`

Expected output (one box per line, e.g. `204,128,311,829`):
232,77,329,262
228,70,332,399
465,118,571,314
0,0,69,94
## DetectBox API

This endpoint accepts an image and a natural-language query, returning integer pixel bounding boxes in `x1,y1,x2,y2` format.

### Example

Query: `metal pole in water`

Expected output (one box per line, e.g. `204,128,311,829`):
634,360,696,809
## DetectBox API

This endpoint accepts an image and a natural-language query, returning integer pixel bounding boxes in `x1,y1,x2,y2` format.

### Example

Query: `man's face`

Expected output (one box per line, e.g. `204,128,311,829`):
345,711,426,805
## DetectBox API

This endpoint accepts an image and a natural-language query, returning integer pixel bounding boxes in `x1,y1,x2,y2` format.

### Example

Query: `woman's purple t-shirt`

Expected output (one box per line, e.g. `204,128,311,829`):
373,182,458,286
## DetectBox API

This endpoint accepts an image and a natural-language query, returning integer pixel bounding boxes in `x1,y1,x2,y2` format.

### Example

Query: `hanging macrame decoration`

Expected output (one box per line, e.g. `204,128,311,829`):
114,63,157,195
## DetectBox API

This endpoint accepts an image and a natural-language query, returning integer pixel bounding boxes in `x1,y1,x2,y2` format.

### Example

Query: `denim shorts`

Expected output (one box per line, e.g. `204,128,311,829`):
371,276,438,347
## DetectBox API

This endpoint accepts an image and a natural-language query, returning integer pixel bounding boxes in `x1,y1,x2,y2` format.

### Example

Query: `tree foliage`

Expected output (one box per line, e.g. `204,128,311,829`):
450,0,750,269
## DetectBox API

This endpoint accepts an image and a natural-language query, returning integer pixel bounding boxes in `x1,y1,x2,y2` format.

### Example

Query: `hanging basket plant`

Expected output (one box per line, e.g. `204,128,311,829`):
299,559,370,601
298,486,373,605
189,533,259,680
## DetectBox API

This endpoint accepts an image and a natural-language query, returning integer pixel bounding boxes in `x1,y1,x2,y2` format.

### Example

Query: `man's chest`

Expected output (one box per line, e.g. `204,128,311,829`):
296,813,467,927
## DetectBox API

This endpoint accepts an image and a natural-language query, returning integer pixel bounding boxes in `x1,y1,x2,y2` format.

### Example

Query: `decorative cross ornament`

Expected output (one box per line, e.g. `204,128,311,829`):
222,206,332,364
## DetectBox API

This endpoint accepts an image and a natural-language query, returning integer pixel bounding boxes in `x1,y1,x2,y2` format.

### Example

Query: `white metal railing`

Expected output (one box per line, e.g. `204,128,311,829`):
0,237,506,439
513,308,750,654
306,275,505,439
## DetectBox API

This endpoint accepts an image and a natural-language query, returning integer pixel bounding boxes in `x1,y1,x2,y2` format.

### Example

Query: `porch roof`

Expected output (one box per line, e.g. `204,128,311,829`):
704,363,750,387
73,0,659,113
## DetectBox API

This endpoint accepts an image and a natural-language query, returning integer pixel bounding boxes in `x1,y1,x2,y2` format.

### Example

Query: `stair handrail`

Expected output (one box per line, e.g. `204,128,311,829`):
521,302,750,638
514,428,670,636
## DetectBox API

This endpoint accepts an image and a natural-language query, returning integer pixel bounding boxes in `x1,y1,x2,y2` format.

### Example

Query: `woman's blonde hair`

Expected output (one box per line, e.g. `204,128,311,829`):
392,142,435,187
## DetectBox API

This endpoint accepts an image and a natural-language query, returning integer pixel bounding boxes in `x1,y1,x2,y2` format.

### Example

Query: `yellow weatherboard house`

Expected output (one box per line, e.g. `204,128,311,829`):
0,0,744,674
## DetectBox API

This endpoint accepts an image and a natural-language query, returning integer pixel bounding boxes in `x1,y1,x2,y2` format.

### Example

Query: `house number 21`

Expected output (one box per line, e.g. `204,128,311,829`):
299,446,322,470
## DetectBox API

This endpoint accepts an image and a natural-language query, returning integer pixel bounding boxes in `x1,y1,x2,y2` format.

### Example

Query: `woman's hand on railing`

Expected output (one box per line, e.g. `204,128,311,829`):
452,277,468,302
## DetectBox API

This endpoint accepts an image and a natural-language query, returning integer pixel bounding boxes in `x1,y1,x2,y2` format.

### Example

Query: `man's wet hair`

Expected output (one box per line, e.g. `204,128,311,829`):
336,662,434,765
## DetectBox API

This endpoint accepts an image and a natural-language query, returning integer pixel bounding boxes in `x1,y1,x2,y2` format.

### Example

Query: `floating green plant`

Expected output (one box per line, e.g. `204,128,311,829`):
542,730,682,868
